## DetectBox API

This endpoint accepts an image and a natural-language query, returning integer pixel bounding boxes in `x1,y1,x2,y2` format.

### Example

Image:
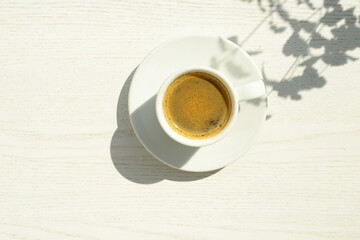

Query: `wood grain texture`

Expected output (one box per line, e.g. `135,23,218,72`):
1,0,360,239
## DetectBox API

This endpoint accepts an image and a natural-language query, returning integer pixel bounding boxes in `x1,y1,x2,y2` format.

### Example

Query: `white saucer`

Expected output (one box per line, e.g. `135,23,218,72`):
128,35,267,172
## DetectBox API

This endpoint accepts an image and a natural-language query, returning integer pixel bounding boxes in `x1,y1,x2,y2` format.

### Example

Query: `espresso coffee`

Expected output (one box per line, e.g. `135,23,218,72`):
162,72,232,139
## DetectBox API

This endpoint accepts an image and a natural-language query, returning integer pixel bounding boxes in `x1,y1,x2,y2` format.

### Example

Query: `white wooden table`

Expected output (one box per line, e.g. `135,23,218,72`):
1,1,360,239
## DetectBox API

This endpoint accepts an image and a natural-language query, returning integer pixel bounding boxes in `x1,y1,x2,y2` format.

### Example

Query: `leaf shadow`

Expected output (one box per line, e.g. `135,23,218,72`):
257,0,360,100
240,0,360,101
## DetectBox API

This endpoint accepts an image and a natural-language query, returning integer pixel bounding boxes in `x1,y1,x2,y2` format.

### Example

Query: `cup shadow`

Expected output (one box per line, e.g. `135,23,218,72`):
110,67,220,184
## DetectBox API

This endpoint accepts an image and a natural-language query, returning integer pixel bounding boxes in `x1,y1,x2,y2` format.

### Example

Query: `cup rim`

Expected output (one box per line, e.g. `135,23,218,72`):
155,66,239,147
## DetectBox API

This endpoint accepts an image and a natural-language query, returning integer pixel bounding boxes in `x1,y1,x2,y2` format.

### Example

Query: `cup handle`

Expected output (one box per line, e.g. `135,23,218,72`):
236,80,266,102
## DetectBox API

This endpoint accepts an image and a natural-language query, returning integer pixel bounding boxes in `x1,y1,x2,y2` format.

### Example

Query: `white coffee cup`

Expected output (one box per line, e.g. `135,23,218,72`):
156,66,266,147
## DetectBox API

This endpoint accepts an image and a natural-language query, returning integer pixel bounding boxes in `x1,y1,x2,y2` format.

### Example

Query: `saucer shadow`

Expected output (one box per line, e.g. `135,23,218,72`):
110,67,220,184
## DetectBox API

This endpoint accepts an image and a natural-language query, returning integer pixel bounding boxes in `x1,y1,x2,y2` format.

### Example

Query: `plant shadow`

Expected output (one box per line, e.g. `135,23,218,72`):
233,0,360,101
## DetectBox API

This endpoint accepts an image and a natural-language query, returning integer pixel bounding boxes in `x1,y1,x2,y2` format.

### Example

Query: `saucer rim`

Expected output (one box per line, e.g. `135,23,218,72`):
128,34,268,172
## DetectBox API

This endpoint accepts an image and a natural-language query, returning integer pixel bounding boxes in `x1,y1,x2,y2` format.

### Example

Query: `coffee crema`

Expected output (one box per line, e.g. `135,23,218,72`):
162,72,232,140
